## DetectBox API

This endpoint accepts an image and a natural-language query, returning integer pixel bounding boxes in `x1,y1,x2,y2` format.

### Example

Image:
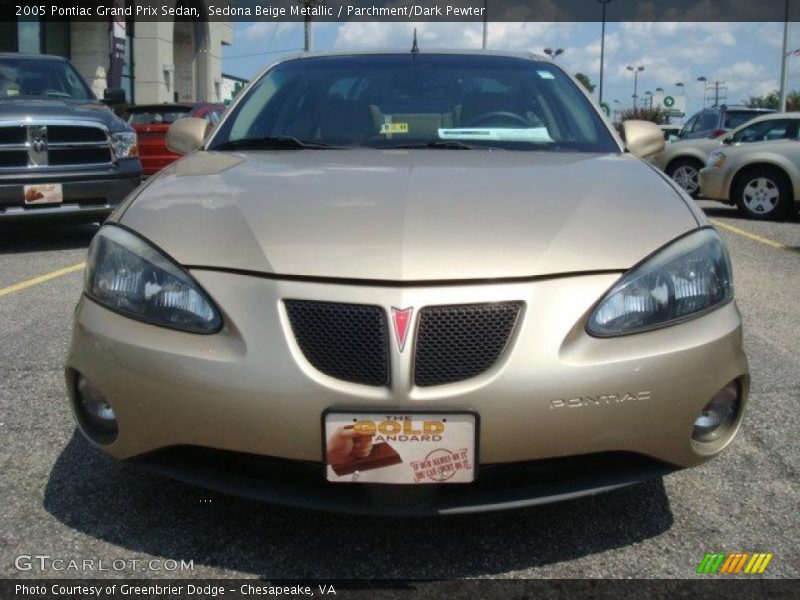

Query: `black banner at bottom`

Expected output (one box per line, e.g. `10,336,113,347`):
3,579,799,600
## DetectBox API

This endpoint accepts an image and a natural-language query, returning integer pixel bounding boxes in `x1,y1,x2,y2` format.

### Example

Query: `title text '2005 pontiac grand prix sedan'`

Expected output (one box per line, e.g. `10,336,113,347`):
65,51,748,515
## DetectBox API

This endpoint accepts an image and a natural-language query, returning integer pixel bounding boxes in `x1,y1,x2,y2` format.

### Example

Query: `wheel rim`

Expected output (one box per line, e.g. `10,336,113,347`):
673,165,699,194
742,177,779,214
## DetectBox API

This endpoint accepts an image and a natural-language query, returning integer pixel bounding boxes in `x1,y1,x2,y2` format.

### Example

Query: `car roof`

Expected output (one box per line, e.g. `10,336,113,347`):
282,49,549,62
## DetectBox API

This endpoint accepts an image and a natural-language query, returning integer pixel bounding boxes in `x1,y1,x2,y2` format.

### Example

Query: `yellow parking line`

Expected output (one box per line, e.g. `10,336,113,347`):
0,262,85,298
710,219,789,250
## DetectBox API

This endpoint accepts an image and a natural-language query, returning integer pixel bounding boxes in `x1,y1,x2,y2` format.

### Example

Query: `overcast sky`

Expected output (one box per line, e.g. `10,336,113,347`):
222,21,800,121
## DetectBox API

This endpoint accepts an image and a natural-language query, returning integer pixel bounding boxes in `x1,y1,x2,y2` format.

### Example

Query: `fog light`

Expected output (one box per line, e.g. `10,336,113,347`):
693,381,739,443
76,375,118,441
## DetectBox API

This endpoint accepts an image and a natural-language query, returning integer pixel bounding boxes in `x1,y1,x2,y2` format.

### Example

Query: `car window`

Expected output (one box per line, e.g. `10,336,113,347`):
731,119,794,143
214,54,619,153
695,111,718,132
127,107,192,125
724,111,765,130
680,114,698,137
0,57,93,100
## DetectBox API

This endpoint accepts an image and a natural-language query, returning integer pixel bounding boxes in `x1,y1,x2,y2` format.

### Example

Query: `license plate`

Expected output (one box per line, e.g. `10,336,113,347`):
24,183,63,205
324,411,477,484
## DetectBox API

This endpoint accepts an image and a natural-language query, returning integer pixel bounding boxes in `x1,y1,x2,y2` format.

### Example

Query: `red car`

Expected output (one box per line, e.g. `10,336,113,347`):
126,103,224,176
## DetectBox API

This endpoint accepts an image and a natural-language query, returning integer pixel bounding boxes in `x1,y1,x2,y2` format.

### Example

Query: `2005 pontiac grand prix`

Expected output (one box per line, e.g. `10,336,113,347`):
65,51,749,515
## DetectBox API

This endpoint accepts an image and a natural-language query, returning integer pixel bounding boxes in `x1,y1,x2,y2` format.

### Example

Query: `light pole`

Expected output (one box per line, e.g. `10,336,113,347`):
675,82,685,95
779,0,790,111
597,0,615,104
697,76,707,108
544,48,564,61
645,90,653,109
627,65,645,109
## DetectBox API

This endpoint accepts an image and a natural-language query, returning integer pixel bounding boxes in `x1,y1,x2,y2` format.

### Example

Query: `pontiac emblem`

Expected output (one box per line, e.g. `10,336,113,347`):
32,137,47,153
391,307,413,352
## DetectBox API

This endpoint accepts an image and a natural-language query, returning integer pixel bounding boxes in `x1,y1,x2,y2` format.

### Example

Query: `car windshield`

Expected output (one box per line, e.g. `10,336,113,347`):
0,57,93,100
127,107,193,125
211,54,618,152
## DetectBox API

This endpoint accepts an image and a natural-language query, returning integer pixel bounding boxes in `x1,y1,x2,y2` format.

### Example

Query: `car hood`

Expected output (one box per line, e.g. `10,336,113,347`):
119,149,699,281
0,97,126,130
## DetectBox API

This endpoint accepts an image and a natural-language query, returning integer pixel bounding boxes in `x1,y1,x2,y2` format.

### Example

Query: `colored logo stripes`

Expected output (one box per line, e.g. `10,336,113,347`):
696,552,773,574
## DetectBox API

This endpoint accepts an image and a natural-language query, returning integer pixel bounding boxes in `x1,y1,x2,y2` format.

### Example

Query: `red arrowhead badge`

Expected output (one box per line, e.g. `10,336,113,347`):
391,307,413,352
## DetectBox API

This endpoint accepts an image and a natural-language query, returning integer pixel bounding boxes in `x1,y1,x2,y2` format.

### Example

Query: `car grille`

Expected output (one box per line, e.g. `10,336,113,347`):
0,122,112,169
414,302,522,386
285,300,389,386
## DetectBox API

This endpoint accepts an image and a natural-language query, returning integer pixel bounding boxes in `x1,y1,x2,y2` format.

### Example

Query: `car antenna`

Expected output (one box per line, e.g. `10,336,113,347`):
411,28,419,54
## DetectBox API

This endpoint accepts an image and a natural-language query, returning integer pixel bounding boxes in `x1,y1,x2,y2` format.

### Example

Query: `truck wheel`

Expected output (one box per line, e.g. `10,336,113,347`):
733,167,793,220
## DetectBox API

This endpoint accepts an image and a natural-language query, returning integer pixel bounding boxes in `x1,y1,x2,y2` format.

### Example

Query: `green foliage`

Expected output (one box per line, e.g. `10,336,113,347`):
617,107,669,124
745,90,800,111
574,73,596,94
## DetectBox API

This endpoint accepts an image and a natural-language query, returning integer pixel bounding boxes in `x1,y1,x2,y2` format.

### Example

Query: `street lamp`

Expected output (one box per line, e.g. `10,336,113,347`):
645,90,653,109
675,82,685,95
544,48,564,61
627,64,645,109
597,0,616,104
697,76,707,108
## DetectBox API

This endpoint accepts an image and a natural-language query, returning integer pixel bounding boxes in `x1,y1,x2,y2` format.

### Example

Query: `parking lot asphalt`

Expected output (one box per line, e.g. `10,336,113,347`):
0,203,798,580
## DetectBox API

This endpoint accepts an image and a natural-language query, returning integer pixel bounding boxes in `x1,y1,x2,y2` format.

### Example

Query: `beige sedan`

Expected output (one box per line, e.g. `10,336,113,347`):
700,136,800,219
651,113,800,198
65,51,748,514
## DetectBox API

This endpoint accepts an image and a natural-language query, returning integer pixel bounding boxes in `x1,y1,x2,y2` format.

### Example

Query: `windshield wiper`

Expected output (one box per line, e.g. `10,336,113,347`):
212,136,343,151
391,140,480,150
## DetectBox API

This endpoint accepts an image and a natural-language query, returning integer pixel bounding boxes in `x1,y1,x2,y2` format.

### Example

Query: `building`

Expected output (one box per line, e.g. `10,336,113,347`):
221,72,248,105
0,1,233,104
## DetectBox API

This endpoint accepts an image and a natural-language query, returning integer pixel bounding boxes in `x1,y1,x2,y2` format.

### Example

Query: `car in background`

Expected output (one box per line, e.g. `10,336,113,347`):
0,53,141,222
678,105,774,141
700,135,800,220
651,113,799,198
126,103,224,175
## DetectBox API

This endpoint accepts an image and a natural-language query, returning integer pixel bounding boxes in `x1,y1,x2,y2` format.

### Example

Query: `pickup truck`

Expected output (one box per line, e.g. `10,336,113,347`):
0,52,142,222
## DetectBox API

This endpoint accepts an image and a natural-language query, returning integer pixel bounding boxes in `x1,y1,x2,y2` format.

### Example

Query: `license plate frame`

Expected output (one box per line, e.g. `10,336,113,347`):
322,410,479,485
24,183,63,205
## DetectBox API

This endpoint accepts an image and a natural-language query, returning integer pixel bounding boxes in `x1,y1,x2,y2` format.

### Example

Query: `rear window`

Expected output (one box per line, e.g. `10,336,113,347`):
724,111,766,130
127,107,192,125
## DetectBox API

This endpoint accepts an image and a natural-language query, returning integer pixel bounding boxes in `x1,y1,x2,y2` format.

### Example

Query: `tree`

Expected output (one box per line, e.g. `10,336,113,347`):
575,73,596,94
745,90,800,111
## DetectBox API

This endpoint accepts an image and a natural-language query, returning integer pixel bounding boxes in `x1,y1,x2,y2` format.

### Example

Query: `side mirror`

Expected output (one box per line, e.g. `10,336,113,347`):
622,120,666,159
722,136,733,145
166,117,208,155
102,88,126,105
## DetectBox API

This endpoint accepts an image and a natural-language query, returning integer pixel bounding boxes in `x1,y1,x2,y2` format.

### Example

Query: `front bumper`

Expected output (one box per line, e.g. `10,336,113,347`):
66,270,749,512
0,159,141,221
699,166,729,201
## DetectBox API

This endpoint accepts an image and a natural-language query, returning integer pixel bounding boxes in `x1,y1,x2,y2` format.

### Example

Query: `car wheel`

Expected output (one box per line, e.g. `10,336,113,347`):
666,158,703,198
733,167,793,220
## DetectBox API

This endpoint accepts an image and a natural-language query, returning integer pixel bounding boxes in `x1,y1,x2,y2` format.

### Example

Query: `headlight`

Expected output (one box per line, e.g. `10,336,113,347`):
110,131,138,159
85,226,222,333
587,228,732,337
708,150,726,168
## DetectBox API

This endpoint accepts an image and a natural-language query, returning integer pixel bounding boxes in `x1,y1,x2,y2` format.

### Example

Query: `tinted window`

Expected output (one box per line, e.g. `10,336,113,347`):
731,119,796,143
212,54,618,153
724,111,766,129
0,57,93,100
695,111,719,131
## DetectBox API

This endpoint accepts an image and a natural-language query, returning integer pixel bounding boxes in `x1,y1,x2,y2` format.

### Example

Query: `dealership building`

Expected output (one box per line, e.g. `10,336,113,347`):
0,1,233,104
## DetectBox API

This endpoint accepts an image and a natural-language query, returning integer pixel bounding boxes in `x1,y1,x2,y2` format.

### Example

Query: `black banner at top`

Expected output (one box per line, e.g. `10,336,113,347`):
2,0,799,22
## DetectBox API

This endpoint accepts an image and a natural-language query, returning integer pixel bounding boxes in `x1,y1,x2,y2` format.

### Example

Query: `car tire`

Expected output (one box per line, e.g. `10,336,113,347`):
666,158,704,199
733,167,793,221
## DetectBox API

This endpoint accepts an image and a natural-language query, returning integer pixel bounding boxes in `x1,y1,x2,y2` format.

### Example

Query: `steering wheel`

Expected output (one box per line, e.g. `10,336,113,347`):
464,111,531,127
